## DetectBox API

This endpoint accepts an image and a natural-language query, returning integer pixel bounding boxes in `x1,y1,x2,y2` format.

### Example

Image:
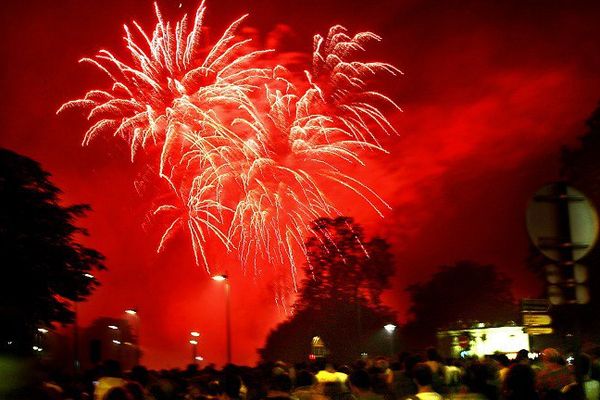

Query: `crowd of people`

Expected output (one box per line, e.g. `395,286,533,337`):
23,347,600,400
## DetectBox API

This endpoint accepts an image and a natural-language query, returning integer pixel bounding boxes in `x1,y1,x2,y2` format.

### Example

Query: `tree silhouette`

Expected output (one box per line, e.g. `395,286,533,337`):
260,216,396,363
562,102,600,199
403,260,517,348
0,148,105,355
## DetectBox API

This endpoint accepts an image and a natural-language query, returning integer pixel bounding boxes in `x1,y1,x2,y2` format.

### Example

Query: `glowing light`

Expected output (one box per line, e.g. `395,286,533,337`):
113,340,122,345
189,339,198,345
125,309,137,315
195,355,204,361
59,2,401,286
108,325,118,330
84,273,95,279
384,324,396,333
37,328,49,334
191,331,200,337
212,274,227,282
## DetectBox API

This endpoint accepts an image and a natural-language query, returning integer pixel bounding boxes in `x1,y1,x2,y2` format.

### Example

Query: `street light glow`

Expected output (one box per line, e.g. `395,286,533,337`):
108,325,118,330
384,324,397,333
37,328,48,334
112,340,121,345
195,356,204,361
212,274,228,281
83,273,95,279
191,331,200,337
189,339,198,345
125,309,137,315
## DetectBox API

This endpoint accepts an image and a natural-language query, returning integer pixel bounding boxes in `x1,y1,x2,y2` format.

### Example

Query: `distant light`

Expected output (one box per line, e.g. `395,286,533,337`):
125,309,137,315
308,354,316,360
384,324,397,333
195,356,204,361
108,325,119,330
191,331,200,337
477,322,485,328
37,347,43,352
7,341,13,345
33,346,39,351
212,274,228,281
84,273,95,279
37,328,49,334
189,340,198,345
124,342,133,346
112,340,121,345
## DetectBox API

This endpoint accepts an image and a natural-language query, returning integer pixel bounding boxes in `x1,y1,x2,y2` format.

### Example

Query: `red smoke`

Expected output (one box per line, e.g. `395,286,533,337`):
2,0,600,368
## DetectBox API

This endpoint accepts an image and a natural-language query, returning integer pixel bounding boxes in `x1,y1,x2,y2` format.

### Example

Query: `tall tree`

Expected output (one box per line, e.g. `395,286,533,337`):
260,217,396,363
404,260,517,348
297,216,394,311
561,102,600,198
0,149,105,355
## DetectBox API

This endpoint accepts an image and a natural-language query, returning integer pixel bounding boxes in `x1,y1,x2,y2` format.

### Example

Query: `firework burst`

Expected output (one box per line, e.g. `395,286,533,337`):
59,2,402,284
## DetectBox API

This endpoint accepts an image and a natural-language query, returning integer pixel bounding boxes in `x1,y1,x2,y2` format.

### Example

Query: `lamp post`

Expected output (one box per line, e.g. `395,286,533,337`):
108,324,122,362
73,301,79,372
125,308,140,365
35,328,48,356
189,338,198,363
384,324,396,357
212,273,231,364
190,331,200,364
73,273,95,373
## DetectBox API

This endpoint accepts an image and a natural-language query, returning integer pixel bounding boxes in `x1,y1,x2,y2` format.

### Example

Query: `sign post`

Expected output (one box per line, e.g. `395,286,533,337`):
526,182,598,381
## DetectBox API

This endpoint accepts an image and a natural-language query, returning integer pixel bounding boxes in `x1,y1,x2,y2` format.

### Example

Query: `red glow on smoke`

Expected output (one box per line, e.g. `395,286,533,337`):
2,0,600,368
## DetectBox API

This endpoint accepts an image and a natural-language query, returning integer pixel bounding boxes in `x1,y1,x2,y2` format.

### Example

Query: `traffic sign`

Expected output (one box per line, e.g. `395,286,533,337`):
521,299,550,313
526,183,598,262
526,327,554,335
523,314,552,326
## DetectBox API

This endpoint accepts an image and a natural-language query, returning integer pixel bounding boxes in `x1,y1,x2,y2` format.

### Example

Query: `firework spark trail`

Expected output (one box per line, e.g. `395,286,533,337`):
59,2,402,285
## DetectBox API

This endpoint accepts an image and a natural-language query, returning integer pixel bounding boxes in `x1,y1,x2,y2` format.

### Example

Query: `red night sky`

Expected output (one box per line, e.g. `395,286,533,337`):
2,0,600,368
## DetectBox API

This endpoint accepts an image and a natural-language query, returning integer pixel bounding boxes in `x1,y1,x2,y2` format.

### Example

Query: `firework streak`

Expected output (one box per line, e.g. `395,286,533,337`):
58,1,402,288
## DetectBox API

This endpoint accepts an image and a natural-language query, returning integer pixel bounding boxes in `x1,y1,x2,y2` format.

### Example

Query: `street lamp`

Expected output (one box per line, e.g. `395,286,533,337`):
212,273,231,364
74,272,95,373
108,324,122,363
189,331,201,364
384,324,397,357
125,308,140,365
190,338,199,364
